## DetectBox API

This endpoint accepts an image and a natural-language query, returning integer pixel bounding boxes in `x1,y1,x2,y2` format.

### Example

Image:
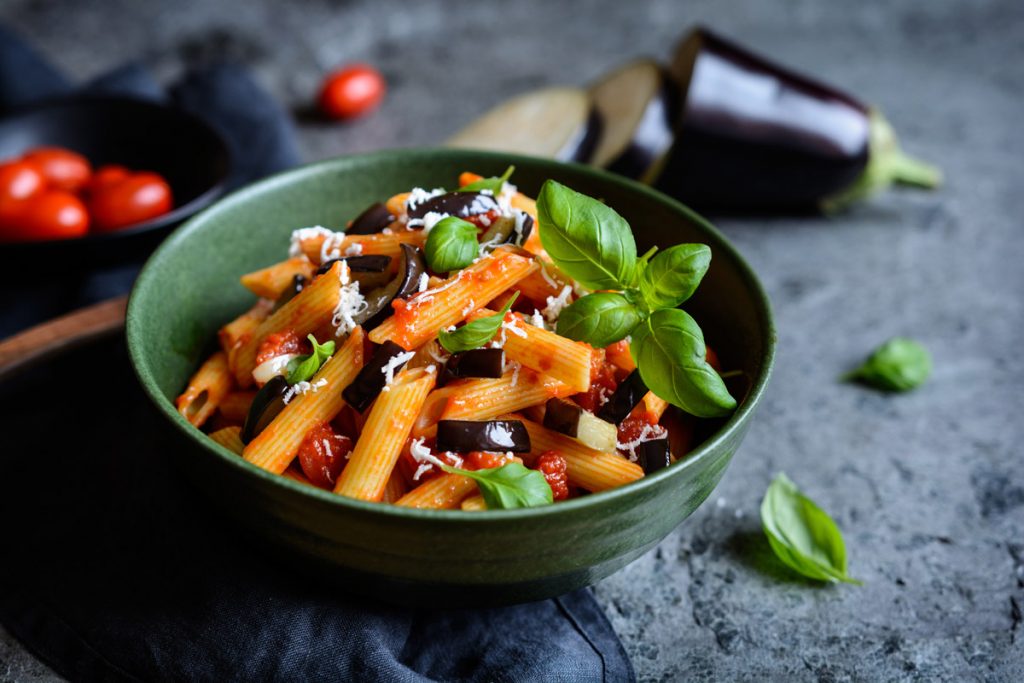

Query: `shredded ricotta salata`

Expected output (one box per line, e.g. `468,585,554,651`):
617,423,668,462
289,226,346,261
542,285,573,324
332,261,368,336
409,437,463,481
283,378,328,404
380,351,416,391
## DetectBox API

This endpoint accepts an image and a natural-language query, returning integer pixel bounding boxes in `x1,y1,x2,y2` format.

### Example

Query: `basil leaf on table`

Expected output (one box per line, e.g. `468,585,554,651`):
442,462,553,509
556,292,642,348
536,179,637,290
286,334,336,384
630,308,736,417
437,293,519,353
639,244,711,309
459,165,515,194
761,473,861,585
844,337,931,391
424,216,478,272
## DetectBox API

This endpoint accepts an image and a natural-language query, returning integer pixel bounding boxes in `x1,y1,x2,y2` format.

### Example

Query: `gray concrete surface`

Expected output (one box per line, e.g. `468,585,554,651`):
2,0,1023,680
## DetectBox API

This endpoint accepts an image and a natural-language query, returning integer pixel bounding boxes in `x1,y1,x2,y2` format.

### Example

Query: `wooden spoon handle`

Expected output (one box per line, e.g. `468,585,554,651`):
0,294,129,382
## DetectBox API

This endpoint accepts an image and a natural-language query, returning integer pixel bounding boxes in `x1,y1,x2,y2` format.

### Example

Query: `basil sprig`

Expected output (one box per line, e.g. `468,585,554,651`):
437,293,519,353
761,473,861,585
442,461,553,509
460,165,515,194
286,334,335,384
536,179,734,417
425,216,478,272
844,337,931,391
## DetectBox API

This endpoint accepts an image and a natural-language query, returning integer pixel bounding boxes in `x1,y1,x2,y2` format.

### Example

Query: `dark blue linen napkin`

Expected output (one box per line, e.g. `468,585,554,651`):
0,26,635,682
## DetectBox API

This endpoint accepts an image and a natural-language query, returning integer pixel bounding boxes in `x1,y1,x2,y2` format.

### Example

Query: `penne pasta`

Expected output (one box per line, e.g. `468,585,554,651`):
641,392,670,421
516,417,644,492
334,367,436,501
208,425,244,455
176,351,233,428
382,470,409,503
219,299,273,358
218,390,257,424
292,228,424,265
512,260,571,303
469,308,591,392
460,494,487,511
240,257,317,299
281,465,316,487
243,328,366,474
370,246,538,350
605,340,636,373
396,472,478,509
231,260,346,387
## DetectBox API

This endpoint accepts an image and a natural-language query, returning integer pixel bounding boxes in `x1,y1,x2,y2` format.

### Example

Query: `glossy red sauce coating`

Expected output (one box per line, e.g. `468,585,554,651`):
535,451,569,500
297,422,353,488
572,348,618,413
255,330,306,365
617,411,662,446
398,438,463,484
464,451,508,470
465,208,503,232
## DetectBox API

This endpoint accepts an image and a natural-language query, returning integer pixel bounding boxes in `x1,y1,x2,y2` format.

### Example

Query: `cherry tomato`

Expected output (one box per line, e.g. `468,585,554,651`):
88,164,130,196
89,172,173,232
297,423,353,488
0,189,89,241
0,160,45,208
22,147,92,193
318,64,386,120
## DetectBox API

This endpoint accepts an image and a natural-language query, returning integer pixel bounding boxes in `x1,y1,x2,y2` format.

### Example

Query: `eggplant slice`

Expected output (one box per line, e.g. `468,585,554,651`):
636,438,672,474
241,375,290,444
342,341,411,412
436,419,531,454
446,87,602,163
347,202,395,235
478,212,534,248
589,58,678,184
596,369,649,424
356,244,426,331
543,397,618,452
447,348,505,379
406,191,499,221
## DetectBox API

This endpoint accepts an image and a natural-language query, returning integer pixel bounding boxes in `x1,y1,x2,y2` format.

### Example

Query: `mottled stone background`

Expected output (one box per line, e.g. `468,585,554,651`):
1,0,1022,680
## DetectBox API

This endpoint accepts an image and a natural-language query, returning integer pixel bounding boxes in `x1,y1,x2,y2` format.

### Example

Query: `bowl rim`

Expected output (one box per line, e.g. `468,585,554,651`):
0,94,232,245
127,147,776,522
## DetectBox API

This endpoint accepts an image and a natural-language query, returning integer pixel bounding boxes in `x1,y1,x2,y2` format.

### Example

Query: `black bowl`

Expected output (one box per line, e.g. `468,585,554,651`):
0,96,231,270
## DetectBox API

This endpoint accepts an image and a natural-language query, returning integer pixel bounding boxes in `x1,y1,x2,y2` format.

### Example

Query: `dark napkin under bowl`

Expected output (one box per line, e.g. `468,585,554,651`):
0,95,230,268
126,148,775,607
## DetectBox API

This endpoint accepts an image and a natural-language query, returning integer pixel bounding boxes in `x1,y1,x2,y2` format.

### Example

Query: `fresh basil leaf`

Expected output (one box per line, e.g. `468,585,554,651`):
844,337,931,391
437,292,519,353
556,292,642,347
459,165,515,194
286,334,336,384
536,180,637,291
639,244,711,309
631,308,736,417
761,473,862,585
424,216,478,272
442,461,553,509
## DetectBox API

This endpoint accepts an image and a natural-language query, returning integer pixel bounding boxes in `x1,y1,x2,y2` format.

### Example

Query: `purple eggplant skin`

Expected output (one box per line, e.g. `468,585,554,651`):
316,255,392,276
447,348,504,379
406,191,499,220
637,438,672,474
358,244,427,331
657,27,937,212
436,419,532,454
342,341,409,412
241,375,290,444
347,202,395,235
596,369,648,424
561,107,604,163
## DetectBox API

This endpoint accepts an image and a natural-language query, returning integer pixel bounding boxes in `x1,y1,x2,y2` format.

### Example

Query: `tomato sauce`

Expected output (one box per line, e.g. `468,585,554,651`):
572,348,618,413
255,330,306,365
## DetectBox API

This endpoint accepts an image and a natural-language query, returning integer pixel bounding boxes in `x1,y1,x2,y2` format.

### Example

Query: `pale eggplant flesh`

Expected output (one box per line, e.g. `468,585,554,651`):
543,397,619,453
478,212,534,249
596,369,648,424
436,419,531,454
342,341,409,412
356,244,426,331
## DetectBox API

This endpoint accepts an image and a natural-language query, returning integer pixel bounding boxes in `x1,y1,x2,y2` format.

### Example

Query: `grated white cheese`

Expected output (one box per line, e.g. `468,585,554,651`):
542,285,573,324
528,309,547,330
409,437,463,481
343,242,363,256
510,360,521,387
511,210,529,245
426,344,449,365
405,187,446,215
417,272,430,293
289,226,342,259
616,423,667,462
460,299,477,318
476,234,503,260
478,214,492,227
379,351,416,392
421,211,449,234
503,317,528,339
538,261,559,289
332,261,368,336
497,182,517,211
283,378,328,404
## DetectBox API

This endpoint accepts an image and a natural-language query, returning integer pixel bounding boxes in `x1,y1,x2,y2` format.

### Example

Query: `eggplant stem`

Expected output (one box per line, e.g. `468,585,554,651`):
889,150,942,189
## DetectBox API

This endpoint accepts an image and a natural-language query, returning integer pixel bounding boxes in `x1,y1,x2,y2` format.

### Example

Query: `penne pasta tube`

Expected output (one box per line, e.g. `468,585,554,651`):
218,391,257,424
468,308,591,393
381,470,409,504
240,257,317,299
176,351,233,428
243,328,366,474
334,367,436,501
395,472,478,509
208,425,244,455
641,392,670,420
219,299,273,356
460,494,487,511
385,192,410,219
512,261,571,303
231,260,345,387
369,246,538,350
281,466,316,487
292,228,424,265
605,339,637,373
516,417,644,492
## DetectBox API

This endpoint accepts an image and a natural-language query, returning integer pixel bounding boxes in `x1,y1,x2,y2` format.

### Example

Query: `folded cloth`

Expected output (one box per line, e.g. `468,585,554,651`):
0,27,636,682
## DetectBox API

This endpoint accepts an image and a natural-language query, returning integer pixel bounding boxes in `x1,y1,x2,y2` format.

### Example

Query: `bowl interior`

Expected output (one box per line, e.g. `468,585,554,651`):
128,149,775,518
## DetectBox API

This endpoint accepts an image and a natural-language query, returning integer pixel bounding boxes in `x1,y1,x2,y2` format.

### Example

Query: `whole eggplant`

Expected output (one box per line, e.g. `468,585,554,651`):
655,27,940,211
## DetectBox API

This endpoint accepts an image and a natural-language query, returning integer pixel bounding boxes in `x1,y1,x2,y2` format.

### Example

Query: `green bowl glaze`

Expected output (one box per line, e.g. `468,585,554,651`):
126,149,775,607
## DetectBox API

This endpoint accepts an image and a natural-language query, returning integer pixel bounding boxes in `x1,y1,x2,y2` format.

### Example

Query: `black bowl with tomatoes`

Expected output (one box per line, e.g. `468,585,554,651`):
0,96,230,271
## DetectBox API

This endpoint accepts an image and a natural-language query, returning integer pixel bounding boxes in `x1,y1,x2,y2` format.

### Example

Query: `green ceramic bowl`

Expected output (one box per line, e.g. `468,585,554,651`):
126,149,775,607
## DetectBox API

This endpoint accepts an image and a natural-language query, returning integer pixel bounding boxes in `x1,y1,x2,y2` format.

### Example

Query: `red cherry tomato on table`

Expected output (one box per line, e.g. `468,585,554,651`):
89,172,173,233
22,147,92,193
318,64,386,120
88,164,131,196
0,160,45,206
0,189,89,241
